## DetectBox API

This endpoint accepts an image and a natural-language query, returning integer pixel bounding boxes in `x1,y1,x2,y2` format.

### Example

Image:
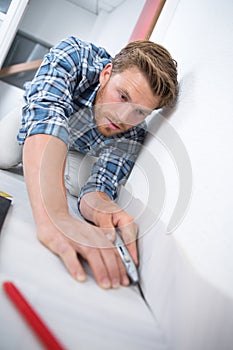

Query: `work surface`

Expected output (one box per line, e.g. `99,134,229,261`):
0,169,168,350
1,146,233,350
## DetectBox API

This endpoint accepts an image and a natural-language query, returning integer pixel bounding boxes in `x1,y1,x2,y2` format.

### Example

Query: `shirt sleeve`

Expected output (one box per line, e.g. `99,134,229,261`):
17,37,81,145
17,37,111,146
77,124,147,210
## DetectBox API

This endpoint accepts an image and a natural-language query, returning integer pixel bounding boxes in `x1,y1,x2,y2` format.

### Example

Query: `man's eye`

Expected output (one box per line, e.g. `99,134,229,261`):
136,109,151,118
120,93,127,101
136,109,146,117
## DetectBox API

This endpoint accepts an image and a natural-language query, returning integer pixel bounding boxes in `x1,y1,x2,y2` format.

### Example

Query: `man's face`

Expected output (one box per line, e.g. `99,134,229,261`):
94,64,161,137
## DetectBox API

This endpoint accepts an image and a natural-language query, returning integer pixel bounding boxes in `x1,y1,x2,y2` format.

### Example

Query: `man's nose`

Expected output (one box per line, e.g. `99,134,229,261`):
118,103,145,127
115,103,135,125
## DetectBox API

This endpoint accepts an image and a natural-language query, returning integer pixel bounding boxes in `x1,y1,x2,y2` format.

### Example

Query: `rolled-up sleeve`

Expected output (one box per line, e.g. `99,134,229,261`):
17,37,81,145
77,124,147,209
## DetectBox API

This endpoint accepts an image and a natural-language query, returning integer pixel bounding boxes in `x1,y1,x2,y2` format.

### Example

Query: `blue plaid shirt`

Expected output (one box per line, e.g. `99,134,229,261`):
18,37,147,204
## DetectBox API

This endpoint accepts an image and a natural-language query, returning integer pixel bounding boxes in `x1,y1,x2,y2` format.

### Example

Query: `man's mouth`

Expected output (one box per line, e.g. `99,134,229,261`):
106,117,121,130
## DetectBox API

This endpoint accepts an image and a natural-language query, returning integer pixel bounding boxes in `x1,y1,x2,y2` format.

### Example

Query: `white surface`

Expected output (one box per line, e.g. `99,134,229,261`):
0,81,24,118
19,0,145,53
0,100,23,168
0,0,29,68
90,0,146,55
0,170,167,350
19,0,96,45
134,0,233,348
65,0,127,14
150,0,233,298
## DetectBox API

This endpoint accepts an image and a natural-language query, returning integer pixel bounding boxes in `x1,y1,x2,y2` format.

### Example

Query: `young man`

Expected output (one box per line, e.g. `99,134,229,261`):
2,37,178,289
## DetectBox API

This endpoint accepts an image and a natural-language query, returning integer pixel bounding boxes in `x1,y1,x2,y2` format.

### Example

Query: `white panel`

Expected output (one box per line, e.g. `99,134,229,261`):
150,0,233,298
66,0,98,13
90,0,146,55
65,0,126,14
0,81,24,119
0,12,6,21
0,0,29,68
98,0,126,13
19,0,97,45
139,0,233,349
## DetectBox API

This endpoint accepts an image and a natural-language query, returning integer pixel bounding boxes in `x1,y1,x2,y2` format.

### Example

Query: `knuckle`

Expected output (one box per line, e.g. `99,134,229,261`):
56,240,70,255
37,228,69,255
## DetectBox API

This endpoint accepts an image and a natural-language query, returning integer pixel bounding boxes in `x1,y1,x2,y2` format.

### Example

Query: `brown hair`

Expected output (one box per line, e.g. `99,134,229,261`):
111,40,178,109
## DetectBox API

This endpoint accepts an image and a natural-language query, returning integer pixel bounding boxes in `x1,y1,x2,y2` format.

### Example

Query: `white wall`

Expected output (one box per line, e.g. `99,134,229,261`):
89,0,146,55
19,0,96,45
0,81,23,119
133,0,233,349
150,0,233,299
0,0,29,68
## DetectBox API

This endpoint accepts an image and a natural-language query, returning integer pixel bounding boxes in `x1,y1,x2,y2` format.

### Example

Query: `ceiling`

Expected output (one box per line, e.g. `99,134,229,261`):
66,0,127,14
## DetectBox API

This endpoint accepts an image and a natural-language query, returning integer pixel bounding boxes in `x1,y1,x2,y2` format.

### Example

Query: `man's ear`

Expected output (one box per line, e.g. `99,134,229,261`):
99,63,112,86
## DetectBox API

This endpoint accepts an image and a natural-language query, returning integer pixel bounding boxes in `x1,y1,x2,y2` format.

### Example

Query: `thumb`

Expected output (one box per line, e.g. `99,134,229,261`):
116,222,139,265
96,215,116,243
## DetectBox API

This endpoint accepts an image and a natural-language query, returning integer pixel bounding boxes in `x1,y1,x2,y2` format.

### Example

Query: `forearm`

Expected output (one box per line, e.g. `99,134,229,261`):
23,135,134,287
23,134,69,227
22,134,128,288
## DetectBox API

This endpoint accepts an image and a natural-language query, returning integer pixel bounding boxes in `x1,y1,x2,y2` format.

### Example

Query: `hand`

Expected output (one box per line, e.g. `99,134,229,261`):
23,135,130,289
37,213,130,289
79,191,139,266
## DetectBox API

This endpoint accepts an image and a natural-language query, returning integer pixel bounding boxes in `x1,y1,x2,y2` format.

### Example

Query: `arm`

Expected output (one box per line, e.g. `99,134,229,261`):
19,38,128,288
23,134,130,288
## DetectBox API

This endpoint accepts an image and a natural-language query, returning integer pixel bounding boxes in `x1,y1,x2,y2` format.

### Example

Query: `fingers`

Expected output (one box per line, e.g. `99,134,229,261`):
38,228,86,282
125,240,138,266
38,223,129,289
112,209,139,265
85,247,119,288
37,212,135,289
81,243,130,289
118,222,139,266
115,251,130,286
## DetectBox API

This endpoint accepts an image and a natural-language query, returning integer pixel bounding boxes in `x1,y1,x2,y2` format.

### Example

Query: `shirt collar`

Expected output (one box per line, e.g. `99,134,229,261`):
86,83,100,108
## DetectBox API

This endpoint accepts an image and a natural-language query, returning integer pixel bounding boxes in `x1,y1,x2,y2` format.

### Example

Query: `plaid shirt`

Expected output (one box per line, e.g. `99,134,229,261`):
18,37,147,204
